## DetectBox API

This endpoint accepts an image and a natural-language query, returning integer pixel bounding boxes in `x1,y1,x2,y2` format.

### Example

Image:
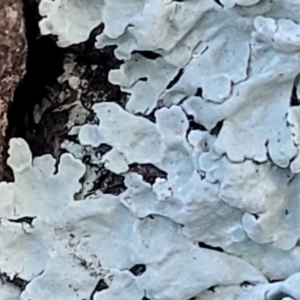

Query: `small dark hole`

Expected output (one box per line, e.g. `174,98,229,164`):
187,115,207,134
208,285,217,292
285,210,289,215
95,144,113,156
198,242,224,252
129,264,146,276
91,170,125,196
195,88,203,97
94,279,109,292
133,51,162,60
251,213,259,220
269,278,284,283
240,281,252,287
188,120,207,132
82,155,91,164
139,77,148,82
90,279,109,298
210,120,224,136
290,86,299,106
129,163,167,185
7,276,28,291
8,216,36,226
213,0,224,7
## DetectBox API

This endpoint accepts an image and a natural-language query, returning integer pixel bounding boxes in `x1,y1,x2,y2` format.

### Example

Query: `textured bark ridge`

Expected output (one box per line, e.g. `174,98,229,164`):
0,0,27,179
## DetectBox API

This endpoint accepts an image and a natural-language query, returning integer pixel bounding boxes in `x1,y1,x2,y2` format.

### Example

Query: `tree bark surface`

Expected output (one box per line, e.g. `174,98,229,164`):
0,0,27,179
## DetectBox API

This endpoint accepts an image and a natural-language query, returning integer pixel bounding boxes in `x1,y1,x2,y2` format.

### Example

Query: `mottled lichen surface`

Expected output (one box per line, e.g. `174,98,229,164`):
2,0,300,299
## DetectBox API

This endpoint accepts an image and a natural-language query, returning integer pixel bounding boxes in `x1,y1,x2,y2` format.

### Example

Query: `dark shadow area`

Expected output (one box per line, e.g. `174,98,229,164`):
7,0,65,156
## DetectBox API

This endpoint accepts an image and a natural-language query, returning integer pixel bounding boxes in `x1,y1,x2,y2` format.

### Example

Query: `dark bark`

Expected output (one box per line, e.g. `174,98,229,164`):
0,0,27,180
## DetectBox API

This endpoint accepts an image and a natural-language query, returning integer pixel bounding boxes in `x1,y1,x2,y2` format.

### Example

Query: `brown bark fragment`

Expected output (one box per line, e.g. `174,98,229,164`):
0,0,27,180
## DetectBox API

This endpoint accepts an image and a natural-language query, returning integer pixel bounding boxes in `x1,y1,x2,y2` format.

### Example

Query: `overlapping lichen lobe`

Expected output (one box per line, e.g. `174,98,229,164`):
0,0,27,179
